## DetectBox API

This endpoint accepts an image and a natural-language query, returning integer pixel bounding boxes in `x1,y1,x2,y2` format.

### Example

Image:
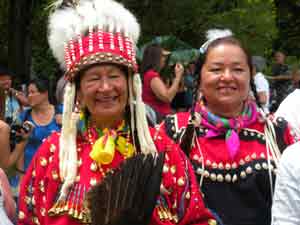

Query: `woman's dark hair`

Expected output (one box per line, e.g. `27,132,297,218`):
0,65,14,78
28,78,50,93
180,36,261,154
28,78,55,104
140,44,163,75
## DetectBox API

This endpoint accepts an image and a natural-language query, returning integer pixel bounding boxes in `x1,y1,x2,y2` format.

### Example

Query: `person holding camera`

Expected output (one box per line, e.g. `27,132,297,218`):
141,44,184,118
8,78,60,201
0,120,31,169
16,78,60,171
0,119,31,203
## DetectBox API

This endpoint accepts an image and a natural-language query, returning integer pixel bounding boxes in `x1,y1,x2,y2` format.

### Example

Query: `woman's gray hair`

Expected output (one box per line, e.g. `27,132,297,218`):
55,76,68,104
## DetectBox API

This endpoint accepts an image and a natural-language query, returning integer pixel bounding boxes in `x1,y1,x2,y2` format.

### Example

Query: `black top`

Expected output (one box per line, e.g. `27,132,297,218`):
164,113,293,225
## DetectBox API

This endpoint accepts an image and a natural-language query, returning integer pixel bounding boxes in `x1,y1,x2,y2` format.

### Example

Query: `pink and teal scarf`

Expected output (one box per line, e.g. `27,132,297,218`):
195,100,258,159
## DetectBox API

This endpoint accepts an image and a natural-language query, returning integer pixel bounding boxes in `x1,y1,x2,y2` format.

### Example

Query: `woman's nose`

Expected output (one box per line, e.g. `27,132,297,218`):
221,69,233,80
98,78,112,91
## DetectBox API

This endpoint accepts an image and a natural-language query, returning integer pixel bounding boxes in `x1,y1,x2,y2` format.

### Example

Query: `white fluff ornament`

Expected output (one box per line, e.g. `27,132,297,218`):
47,0,80,11
48,0,140,71
47,0,63,10
58,81,80,200
199,29,233,54
132,74,157,156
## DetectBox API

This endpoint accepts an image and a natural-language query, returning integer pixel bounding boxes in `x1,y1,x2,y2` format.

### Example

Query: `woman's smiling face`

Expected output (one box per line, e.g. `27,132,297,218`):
78,64,128,123
200,43,251,116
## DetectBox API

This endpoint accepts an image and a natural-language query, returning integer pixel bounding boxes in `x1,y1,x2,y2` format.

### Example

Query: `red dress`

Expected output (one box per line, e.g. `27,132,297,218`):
18,126,216,225
142,70,172,116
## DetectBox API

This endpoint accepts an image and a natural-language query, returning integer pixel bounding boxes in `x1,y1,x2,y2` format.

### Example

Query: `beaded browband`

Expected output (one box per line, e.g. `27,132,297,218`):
65,30,137,80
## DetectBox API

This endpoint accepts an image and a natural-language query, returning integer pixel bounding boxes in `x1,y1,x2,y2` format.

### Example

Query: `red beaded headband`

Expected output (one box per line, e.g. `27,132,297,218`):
64,29,137,80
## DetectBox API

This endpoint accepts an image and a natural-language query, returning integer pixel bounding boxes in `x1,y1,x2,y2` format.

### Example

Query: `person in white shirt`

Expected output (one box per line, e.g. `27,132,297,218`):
275,89,300,139
274,68,300,140
252,62,270,114
272,142,300,225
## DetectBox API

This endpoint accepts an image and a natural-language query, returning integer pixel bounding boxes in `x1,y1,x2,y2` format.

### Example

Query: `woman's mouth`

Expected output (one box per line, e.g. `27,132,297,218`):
95,96,118,104
217,86,237,93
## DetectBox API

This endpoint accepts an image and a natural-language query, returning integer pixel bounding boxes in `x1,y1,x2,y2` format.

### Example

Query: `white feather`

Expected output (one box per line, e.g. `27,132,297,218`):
48,7,82,69
206,29,233,42
47,0,63,11
77,1,98,30
200,28,233,54
48,0,141,69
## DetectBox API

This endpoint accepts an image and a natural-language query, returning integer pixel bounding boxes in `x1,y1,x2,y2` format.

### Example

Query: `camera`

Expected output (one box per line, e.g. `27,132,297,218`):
9,121,34,150
21,121,34,133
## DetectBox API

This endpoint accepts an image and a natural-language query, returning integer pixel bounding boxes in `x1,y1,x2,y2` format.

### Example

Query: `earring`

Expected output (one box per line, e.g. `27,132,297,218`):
74,100,81,113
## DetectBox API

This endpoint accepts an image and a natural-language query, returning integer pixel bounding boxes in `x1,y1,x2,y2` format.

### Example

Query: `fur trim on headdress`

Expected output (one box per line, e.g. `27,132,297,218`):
199,29,233,54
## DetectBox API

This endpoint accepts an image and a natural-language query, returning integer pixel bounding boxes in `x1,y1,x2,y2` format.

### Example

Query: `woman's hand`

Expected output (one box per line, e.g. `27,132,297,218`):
16,121,35,142
174,63,184,80
8,88,29,106
150,64,185,103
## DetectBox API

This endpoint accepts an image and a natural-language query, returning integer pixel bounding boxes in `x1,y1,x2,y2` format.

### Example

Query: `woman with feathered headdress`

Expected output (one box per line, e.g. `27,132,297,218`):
17,1,217,225
162,29,296,225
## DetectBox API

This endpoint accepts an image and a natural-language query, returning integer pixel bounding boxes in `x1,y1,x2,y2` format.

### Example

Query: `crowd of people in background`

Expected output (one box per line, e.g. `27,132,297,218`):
0,1,300,225
0,48,299,225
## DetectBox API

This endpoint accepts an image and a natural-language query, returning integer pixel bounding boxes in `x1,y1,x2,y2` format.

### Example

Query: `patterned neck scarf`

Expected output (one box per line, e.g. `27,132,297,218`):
194,100,258,159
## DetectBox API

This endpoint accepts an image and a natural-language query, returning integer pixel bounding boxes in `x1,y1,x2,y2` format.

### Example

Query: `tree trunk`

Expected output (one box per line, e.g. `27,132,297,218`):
8,0,33,84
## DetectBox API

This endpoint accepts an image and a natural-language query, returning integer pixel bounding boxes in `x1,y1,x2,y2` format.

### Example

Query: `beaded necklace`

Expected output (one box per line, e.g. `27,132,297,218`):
48,119,135,223
89,120,135,165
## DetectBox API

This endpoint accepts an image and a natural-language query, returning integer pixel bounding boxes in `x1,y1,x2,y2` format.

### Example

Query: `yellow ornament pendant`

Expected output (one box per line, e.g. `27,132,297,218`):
116,136,135,158
90,135,115,165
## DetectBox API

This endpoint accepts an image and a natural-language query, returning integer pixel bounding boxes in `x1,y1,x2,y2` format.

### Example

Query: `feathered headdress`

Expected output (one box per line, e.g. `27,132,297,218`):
48,0,140,78
199,29,233,54
48,0,156,202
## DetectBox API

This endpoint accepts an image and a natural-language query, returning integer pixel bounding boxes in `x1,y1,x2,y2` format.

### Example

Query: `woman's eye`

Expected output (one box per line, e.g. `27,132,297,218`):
108,74,120,79
210,68,221,73
87,76,100,81
234,68,244,73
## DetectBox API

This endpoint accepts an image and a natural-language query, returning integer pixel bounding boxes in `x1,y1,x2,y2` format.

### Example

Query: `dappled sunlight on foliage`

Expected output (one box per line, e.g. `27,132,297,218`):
0,0,299,84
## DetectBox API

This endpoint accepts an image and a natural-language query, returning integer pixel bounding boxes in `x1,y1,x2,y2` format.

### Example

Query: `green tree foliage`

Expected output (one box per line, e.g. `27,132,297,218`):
31,0,59,83
206,0,277,56
0,0,279,82
274,0,300,56
120,0,277,56
120,0,219,47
